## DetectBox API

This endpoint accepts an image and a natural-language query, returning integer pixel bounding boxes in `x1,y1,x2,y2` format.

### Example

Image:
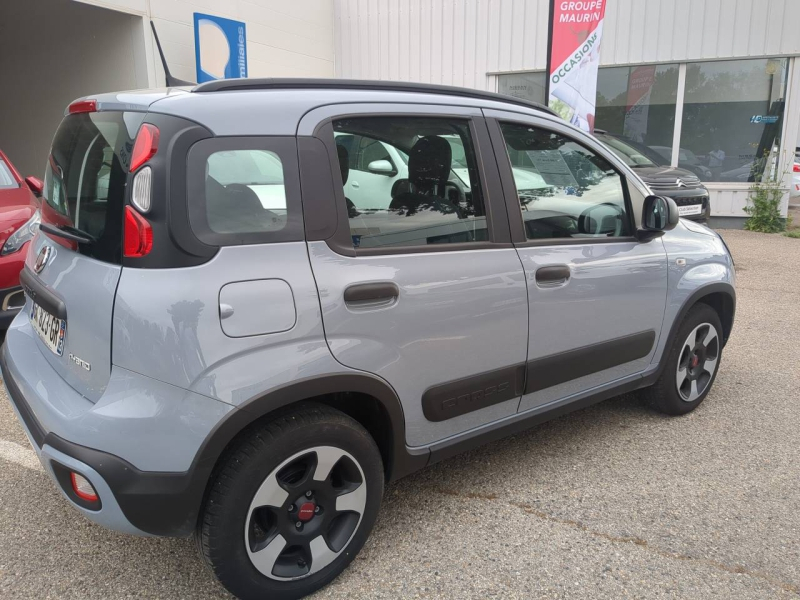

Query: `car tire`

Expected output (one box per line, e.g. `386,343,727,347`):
197,404,384,600
644,303,723,416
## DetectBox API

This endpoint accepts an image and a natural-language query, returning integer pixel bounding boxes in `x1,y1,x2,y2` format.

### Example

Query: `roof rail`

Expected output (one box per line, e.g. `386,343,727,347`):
192,78,557,116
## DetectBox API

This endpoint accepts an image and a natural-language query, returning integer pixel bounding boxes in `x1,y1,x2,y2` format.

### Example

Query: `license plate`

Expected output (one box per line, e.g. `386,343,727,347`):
30,302,66,356
678,204,703,216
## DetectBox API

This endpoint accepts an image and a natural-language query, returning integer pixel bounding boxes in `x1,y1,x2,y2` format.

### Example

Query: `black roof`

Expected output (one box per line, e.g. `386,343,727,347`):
192,78,557,116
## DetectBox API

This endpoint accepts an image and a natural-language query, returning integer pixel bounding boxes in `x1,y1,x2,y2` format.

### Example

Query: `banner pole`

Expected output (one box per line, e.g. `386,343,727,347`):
544,0,555,106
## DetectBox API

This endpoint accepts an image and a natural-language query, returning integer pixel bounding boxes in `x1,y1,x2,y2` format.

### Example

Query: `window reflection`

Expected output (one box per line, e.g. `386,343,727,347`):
680,58,788,183
595,64,681,171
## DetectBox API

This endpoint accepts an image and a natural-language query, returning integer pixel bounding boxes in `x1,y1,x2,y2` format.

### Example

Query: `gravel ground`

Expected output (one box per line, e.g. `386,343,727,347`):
1,229,798,599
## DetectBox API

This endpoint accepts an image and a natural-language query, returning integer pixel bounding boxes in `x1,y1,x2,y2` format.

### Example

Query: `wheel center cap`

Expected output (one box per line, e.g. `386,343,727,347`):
690,355,700,369
297,502,316,522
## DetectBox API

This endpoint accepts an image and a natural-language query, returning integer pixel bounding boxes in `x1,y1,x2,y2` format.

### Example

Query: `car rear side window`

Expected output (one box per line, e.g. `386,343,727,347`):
205,150,287,234
0,159,18,189
332,117,487,249
187,137,303,246
42,111,144,264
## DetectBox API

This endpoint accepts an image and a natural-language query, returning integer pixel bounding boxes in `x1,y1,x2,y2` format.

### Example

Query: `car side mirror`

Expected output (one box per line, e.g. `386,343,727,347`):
638,195,679,241
367,159,396,176
25,176,43,197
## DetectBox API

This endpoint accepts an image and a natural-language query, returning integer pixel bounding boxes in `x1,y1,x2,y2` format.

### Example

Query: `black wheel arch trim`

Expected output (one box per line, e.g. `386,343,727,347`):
660,283,736,372
60,372,425,537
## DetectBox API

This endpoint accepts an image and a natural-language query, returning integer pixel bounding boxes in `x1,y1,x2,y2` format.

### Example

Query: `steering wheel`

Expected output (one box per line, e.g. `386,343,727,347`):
578,202,625,237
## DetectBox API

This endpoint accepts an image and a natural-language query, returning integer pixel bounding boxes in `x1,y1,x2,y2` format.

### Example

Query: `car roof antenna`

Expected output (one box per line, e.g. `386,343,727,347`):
150,21,195,87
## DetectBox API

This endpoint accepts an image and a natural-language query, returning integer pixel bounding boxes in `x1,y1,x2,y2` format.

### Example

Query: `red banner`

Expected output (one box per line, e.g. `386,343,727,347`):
547,0,607,132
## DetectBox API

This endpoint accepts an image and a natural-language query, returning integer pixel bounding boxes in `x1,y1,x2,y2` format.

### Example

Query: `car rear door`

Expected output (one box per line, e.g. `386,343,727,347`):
485,109,668,413
299,104,529,448
22,109,141,402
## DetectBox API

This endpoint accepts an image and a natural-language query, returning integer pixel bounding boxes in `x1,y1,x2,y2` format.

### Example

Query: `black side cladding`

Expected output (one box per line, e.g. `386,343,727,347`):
422,364,526,422
525,330,656,394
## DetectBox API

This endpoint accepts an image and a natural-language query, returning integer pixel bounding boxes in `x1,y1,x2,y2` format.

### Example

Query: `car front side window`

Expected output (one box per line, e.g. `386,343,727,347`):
498,122,632,241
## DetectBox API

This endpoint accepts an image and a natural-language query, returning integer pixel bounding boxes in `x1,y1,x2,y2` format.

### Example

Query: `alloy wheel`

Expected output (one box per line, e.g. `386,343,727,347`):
675,322,719,402
245,446,367,581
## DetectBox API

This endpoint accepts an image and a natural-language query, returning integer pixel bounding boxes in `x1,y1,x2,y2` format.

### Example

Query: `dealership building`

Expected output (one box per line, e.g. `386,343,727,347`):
2,0,798,225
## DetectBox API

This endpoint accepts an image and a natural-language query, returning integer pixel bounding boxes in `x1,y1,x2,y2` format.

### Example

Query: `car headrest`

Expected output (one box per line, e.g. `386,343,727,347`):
336,144,349,185
408,135,451,195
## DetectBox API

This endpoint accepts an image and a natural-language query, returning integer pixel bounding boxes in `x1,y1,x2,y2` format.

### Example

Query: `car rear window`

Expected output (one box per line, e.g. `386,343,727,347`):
43,111,144,264
0,159,18,189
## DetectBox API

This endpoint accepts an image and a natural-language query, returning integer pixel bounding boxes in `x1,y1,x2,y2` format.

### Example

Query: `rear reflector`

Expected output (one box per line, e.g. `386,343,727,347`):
130,123,160,172
68,99,97,114
70,472,99,502
131,166,152,213
793,163,800,173
124,206,153,258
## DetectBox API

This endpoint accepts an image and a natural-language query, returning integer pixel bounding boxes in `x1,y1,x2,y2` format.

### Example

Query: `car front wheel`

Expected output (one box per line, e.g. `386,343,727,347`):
645,303,723,415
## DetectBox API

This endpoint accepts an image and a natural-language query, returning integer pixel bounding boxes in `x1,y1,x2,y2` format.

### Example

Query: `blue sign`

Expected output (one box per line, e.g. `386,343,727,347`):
193,13,247,83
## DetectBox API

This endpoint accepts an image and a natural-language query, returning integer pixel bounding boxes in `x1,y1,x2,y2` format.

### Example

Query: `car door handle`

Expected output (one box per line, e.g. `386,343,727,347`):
351,181,360,189
535,265,571,287
344,282,399,303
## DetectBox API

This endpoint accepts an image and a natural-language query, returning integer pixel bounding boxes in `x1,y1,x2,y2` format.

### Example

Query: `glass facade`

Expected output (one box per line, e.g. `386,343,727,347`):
680,58,788,183
595,64,679,169
497,57,791,184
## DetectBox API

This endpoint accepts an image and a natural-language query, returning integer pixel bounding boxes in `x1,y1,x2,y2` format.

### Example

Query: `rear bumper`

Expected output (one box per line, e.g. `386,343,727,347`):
0,318,235,537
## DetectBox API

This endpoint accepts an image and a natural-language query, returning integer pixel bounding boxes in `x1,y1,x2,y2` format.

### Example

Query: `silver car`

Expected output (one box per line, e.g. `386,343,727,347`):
1,80,735,600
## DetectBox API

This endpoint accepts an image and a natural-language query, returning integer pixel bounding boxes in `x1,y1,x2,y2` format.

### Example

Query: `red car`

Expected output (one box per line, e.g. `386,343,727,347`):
0,149,42,328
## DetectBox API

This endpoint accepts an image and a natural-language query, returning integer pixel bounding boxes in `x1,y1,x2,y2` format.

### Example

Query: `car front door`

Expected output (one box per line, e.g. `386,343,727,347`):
485,110,668,413
299,104,529,447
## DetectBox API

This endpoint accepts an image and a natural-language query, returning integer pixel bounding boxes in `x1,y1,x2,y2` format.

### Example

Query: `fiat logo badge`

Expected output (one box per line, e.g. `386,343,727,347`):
34,246,52,274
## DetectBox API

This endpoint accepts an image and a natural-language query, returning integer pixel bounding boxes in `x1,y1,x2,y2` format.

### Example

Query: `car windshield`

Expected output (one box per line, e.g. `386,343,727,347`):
595,135,659,168
0,159,18,189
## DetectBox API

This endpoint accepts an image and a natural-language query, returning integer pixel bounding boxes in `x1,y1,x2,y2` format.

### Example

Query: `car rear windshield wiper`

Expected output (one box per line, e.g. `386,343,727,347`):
39,222,96,245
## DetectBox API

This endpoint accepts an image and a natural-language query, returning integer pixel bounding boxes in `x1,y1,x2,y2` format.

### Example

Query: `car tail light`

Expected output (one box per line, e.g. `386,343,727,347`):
70,472,99,502
130,123,160,172
793,163,800,173
124,206,153,258
131,166,152,213
68,99,97,114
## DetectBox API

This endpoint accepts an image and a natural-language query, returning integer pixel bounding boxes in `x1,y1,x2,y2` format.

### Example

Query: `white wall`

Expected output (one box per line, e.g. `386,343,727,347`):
0,0,145,178
334,0,800,86
77,0,336,85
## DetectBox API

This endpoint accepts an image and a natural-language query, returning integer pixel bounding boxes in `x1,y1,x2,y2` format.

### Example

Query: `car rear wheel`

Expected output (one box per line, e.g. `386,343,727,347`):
197,404,384,600
644,303,723,415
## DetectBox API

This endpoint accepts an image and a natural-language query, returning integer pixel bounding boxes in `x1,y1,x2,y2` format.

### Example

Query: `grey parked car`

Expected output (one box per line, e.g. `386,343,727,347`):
1,80,735,600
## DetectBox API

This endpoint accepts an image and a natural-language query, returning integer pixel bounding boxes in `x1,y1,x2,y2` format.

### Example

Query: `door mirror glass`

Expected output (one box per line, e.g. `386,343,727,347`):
367,159,395,176
642,195,679,231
